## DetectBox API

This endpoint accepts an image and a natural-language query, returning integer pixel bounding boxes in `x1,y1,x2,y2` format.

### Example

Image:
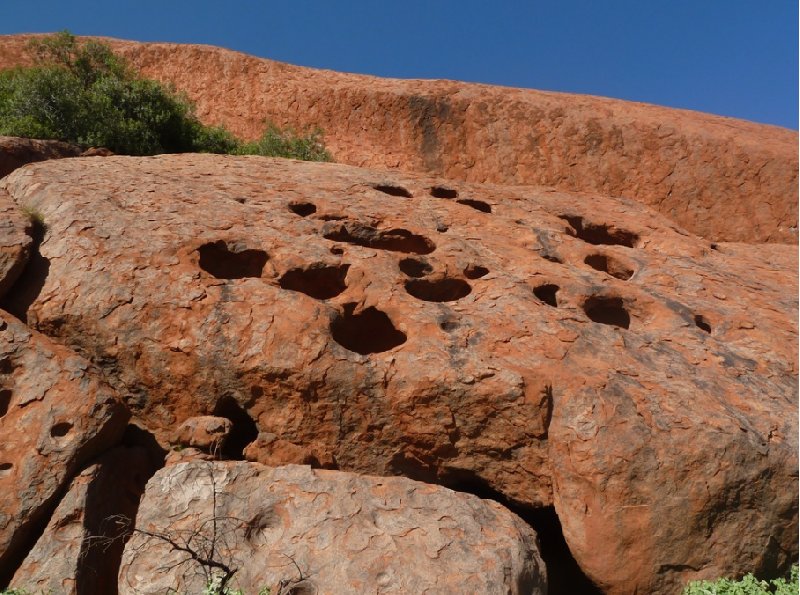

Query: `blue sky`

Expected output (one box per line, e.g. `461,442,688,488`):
3,0,797,129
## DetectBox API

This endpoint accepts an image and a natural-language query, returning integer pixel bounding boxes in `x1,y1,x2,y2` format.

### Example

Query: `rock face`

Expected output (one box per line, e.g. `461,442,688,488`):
9,447,155,595
0,187,32,298
0,35,796,243
1,154,796,593
0,135,82,179
119,462,546,594
0,310,129,583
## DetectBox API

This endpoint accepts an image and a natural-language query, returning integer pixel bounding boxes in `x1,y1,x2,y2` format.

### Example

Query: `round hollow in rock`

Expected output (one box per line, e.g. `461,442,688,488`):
279,264,350,300
583,296,631,329
560,215,639,248
533,284,559,308
288,202,317,217
399,258,433,278
464,264,489,279
405,278,472,302
373,184,412,198
694,314,712,334
330,304,407,355
198,241,268,279
430,186,458,199
457,199,492,213
583,254,634,280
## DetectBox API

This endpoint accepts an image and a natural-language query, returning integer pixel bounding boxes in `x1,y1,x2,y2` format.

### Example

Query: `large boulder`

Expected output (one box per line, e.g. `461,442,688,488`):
1,35,795,243
0,311,130,583
0,187,33,298
119,462,546,594
9,446,155,595
1,155,796,593
0,135,82,179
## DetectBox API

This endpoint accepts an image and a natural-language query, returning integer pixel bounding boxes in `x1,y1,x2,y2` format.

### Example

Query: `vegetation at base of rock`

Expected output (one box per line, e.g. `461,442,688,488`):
0,31,331,160
682,565,798,595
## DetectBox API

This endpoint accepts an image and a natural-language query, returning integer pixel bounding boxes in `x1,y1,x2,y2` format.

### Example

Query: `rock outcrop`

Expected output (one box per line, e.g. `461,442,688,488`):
0,35,796,244
0,154,795,593
0,186,32,298
0,311,129,584
119,462,546,594
0,135,83,179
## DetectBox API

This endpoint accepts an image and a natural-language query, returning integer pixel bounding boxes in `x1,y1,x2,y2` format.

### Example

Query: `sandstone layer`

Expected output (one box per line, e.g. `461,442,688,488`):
119,462,546,594
0,35,796,244
1,154,796,593
0,310,129,582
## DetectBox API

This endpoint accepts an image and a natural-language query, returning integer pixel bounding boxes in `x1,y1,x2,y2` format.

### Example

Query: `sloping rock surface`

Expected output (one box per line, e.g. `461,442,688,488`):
10,446,154,595
1,154,796,594
0,310,129,583
119,462,546,594
0,135,82,179
0,35,796,243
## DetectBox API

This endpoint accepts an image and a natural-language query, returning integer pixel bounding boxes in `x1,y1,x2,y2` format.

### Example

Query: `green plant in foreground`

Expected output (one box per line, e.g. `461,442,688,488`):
682,565,798,595
0,31,331,161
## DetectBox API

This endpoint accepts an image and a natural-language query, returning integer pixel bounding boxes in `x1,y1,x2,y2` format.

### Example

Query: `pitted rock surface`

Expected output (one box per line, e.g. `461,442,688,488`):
118,462,546,595
0,311,129,582
0,35,796,243
1,154,796,594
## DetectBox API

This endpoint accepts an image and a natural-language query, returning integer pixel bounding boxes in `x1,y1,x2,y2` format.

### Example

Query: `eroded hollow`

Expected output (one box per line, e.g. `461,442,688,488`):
213,396,259,459
50,422,72,438
694,314,712,334
373,184,412,198
0,390,10,418
560,215,639,247
198,241,268,279
323,223,435,255
534,284,559,308
278,264,350,300
464,264,489,279
430,186,458,199
457,198,492,213
399,258,433,278
584,253,634,280
288,202,317,217
331,304,407,355
405,278,472,302
584,296,631,329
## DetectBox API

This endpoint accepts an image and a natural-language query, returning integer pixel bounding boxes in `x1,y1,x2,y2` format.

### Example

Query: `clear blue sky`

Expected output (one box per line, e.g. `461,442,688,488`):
3,0,797,129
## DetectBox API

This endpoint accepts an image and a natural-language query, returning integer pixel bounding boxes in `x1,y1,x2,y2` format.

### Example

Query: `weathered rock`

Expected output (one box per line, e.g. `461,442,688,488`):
119,462,546,594
174,415,233,453
1,34,795,243
9,446,155,595
0,135,82,179
1,155,796,593
0,311,130,583
0,187,32,298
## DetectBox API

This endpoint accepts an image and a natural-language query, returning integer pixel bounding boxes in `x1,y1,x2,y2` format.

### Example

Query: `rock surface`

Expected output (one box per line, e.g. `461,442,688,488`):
0,310,129,583
9,447,154,595
174,415,233,453
0,154,796,593
0,35,796,243
0,135,82,179
0,186,32,298
119,462,546,594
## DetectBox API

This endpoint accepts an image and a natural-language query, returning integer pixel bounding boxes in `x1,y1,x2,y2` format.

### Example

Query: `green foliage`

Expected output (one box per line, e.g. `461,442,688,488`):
237,123,332,162
0,31,331,161
682,565,798,595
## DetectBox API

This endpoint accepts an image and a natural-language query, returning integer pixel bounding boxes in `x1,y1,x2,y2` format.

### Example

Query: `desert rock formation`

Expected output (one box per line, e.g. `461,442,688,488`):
119,462,546,594
0,35,797,244
0,154,795,594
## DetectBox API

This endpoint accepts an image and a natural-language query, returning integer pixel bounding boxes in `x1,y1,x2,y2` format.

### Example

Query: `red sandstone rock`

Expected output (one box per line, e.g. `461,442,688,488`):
1,34,794,243
174,415,233,453
1,154,795,593
9,447,154,595
0,310,129,583
0,135,82,179
118,462,546,594
0,188,31,298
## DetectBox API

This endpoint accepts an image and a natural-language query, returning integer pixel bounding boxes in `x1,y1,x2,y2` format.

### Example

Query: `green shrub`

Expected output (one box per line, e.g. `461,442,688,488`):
682,565,798,595
0,31,331,161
